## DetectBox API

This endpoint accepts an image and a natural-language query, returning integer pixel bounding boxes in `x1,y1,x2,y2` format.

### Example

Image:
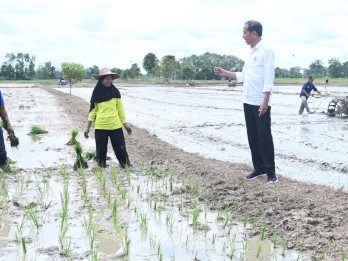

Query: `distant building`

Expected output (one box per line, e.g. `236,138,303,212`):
293,66,307,76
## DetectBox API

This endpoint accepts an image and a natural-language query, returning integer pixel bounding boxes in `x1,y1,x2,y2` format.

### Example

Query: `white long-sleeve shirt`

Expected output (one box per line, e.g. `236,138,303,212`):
235,42,275,106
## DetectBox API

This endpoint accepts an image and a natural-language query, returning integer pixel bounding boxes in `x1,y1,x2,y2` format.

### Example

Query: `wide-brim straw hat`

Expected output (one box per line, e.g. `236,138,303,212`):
93,67,120,80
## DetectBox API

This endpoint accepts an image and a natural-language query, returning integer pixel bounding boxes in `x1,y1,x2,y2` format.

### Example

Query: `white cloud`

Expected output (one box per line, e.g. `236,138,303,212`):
1,0,348,72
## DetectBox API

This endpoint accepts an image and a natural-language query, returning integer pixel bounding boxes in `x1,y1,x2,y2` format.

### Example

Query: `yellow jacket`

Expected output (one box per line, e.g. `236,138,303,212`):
88,98,127,130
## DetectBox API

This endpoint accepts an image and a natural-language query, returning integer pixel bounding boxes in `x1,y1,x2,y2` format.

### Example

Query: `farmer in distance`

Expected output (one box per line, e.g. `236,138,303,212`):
299,76,322,115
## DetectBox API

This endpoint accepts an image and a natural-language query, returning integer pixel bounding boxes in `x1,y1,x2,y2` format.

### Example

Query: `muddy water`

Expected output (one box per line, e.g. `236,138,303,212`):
59,85,348,191
0,164,307,261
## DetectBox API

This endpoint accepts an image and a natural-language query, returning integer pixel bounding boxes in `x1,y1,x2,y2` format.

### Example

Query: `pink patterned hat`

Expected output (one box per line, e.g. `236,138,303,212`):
93,67,120,80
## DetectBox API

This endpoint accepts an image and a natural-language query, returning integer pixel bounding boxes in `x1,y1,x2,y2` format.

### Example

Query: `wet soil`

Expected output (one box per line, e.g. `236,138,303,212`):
2,84,348,260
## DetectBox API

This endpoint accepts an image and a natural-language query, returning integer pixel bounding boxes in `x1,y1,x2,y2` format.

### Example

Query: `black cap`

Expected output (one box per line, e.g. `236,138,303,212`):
308,76,314,80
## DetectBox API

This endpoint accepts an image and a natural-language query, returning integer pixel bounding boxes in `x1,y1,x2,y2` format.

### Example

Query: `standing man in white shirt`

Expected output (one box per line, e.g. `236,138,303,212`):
214,20,277,184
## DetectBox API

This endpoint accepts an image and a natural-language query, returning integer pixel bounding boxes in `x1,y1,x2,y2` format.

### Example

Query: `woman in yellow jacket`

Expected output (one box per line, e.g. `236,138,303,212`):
84,67,132,168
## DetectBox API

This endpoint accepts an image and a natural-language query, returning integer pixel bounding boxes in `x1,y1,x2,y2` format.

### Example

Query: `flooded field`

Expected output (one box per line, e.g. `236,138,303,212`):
0,84,348,261
60,84,348,191
0,86,313,260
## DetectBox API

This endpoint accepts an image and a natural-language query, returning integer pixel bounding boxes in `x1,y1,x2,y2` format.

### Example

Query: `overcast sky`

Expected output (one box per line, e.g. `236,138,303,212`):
1,0,348,72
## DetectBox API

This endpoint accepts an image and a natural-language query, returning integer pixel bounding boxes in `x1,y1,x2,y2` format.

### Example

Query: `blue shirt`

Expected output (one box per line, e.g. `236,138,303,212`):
0,90,4,106
300,81,317,99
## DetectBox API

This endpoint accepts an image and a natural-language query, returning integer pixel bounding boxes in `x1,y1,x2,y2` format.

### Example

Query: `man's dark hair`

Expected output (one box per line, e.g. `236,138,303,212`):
245,20,263,37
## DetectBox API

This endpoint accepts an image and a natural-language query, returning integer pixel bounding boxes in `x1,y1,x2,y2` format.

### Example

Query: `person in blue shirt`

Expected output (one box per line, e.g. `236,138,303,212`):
0,89,17,170
299,76,321,115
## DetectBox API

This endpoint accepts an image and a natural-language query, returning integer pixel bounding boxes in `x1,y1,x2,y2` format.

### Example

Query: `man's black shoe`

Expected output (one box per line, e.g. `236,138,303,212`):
245,172,267,180
267,174,278,184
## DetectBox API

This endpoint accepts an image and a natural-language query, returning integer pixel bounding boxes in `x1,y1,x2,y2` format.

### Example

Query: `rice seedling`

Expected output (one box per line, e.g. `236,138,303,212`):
120,188,127,200
242,213,250,228
73,142,88,170
60,165,69,183
157,242,162,257
111,166,118,184
83,204,97,254
67,128,79,145
315,244,328,261
272,231,278,248
274,187,284,204
84,151,96,161
177,197,183,212
252,217,258,230
165,214,174,232
14,216,27,243
28,125,48,135
223,208,231,228
188,180,199,197
13,173,26,201
256,243,262,258
91,250,100,261
101,177,107,197
123,230,131,256
149,235,157,249
1,177,9,203
27,204,41,230
242,240,248,256
79,168,88,205
192,205,201,226
211,234,217,245
125,165,131,185
260,226,267,240
232,201,243,220
139,212,148,232
281,238,288,257
169,171,173,192
185,235,189,246
21,237,27,254
228,234,237,259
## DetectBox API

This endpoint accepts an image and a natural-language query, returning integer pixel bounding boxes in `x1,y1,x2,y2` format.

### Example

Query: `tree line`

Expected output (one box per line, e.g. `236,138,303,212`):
1,52,347,82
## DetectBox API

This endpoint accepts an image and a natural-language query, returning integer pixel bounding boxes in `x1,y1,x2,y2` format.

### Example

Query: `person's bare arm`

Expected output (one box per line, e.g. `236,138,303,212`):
259,92,271,116
0,105,14,134
213,67,237,79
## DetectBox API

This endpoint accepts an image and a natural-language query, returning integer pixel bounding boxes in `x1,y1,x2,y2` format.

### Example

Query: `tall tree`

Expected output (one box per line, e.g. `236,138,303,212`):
143,53,158,76
61,62,85,94
161,55,179,83
327,58,342,78
307,60,326,78
129,63,141,79
1,53,35,80
85,65,99,79
181,65,195,83
342,61,348,78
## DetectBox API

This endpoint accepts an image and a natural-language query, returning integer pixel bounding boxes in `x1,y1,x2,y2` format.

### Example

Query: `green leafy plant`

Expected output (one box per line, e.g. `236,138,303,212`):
28,125,48,135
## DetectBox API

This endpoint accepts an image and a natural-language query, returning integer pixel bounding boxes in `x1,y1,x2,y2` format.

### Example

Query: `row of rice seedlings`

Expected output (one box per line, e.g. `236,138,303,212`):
144,163,288,259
